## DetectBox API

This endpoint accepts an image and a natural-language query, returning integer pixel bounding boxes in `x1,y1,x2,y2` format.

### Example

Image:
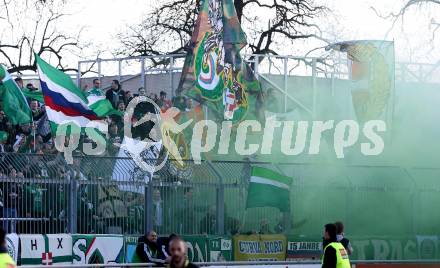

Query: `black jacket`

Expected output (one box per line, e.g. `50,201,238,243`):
322,240,337,268
136,236,166,265
105,89,127,109
157,237,171,259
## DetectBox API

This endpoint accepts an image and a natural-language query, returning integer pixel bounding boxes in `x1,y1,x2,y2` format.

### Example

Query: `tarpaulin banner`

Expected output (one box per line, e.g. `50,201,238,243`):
19,234,45,265
352,235,439,260
233,234,287,261
45,234,72,264
288,235,439,260
19,234,72,265
72,234,124,264
286,237,322,261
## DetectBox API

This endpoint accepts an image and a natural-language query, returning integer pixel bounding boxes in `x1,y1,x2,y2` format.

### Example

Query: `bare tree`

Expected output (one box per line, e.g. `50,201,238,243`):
118,0,327,59
0,0,88,74
372,0,440,40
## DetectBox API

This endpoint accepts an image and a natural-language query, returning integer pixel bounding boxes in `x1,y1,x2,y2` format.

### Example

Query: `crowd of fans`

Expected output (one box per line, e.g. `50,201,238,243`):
0,77,206,235
0,77,189,155
0,77,288,239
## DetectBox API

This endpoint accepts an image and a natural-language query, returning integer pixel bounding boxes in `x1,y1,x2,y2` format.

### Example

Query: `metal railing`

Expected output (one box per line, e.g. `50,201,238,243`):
19,259,440,268
14,53,440,87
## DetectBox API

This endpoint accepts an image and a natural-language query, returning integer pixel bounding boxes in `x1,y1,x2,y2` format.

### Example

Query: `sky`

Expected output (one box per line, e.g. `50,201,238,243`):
62,0,440,62
2,0,440,68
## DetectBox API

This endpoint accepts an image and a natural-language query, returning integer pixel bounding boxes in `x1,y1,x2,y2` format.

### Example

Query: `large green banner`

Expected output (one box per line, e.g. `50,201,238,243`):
286,235,440,261
352,236,439,260
72,234,124,264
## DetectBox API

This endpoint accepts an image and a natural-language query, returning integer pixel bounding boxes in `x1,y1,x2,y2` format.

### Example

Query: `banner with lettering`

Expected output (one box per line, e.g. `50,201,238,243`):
19,234,72,265
72,234,124,264
293,235,439,260
352,236,439,260
233,234,287,261
286,237,322,260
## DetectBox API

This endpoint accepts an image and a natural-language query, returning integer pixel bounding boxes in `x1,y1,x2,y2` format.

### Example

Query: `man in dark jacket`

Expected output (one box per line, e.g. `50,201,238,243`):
322,223,350,268
136,230,166,265
105,80,126,109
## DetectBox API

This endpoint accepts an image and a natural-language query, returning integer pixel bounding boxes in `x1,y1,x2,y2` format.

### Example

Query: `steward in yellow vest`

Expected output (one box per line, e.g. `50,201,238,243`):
322,223,351,268
0,228,15,268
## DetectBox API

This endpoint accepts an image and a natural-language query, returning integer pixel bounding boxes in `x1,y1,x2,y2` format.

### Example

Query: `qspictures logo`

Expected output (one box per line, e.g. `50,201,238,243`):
54,96,387,172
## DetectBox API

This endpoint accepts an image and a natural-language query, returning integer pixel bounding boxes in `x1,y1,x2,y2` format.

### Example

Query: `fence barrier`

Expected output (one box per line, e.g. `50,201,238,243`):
19,260,440,268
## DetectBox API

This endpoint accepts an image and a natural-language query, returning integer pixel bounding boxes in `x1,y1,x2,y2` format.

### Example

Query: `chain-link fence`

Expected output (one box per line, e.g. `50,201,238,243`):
1,152,439,238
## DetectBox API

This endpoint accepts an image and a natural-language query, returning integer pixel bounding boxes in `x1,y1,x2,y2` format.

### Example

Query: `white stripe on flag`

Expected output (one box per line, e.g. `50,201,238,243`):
250,176,290,190
87,95,106,105
38,66,90,108
46,107,107,131
1,65,12,82
1,65,30,110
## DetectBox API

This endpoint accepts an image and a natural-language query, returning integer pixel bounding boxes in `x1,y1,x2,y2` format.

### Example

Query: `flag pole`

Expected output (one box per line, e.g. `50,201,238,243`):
33,119,36,151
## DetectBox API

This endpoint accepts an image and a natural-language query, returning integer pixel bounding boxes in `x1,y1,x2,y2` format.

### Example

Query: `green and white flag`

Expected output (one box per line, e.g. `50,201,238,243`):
22,88,44,103
0,65,33,125
246,166,292,212
35,53,122,136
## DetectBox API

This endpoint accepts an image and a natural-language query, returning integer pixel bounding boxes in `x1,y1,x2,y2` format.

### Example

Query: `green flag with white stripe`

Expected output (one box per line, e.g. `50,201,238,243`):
0,65,32,125
246,166,292,212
